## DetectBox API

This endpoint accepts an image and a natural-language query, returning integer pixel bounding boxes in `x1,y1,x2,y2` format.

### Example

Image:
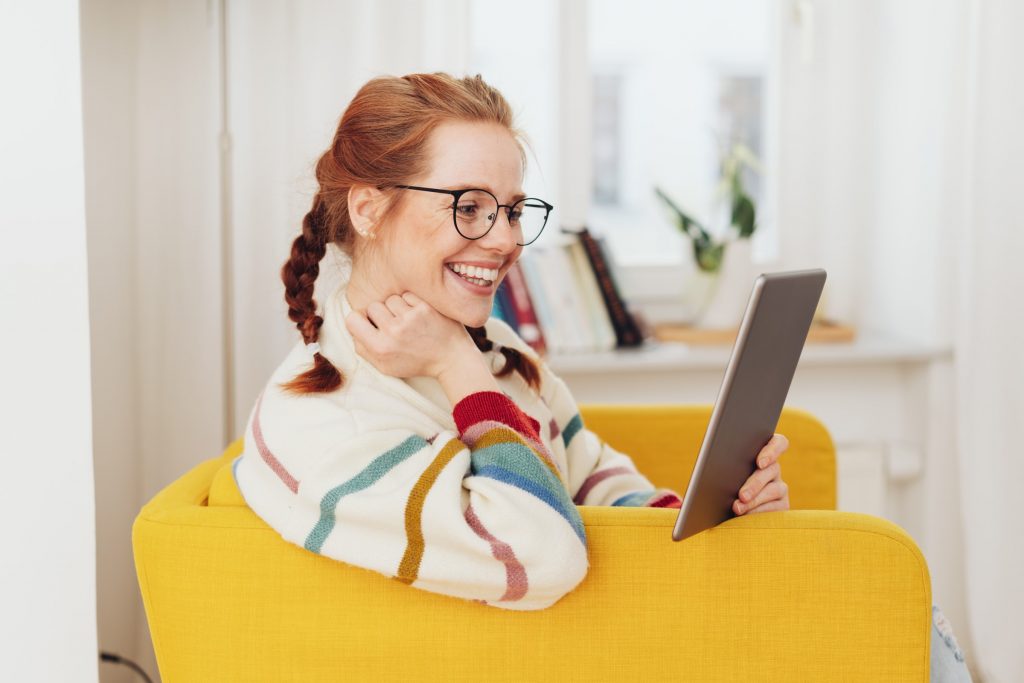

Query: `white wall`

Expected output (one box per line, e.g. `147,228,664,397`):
0,2,99,681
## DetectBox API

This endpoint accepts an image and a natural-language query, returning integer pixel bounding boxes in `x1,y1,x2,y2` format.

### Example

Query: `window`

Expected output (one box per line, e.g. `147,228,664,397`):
470,0,776,267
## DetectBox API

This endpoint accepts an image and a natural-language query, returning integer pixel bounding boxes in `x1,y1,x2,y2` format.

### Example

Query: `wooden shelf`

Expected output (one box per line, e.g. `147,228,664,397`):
652,320,857,346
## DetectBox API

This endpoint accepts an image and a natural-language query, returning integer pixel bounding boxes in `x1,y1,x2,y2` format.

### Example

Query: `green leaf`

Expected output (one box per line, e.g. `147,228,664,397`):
655,187,712,244
731,193,756,239
694,241,725,272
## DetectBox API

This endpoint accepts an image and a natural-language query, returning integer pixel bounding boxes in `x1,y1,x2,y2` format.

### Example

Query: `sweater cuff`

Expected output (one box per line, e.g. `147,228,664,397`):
453,391,542,440
647,491,683,508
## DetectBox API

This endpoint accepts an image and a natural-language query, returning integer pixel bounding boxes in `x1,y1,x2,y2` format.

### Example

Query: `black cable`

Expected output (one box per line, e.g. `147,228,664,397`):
99,651,155,683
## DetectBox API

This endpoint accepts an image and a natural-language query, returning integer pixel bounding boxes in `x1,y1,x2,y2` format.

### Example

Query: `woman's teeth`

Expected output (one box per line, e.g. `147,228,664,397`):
447,263,497,286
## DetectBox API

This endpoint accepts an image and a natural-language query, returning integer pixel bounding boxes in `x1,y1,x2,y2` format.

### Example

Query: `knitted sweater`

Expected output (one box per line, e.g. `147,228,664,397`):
234,282,682,610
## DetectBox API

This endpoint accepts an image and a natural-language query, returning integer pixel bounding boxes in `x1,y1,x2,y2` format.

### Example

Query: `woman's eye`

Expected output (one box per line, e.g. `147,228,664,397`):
507,209,523,224
455,204,479,217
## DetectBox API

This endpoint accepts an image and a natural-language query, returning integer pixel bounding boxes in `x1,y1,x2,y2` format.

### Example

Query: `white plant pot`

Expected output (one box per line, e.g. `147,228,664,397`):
680,239,754,329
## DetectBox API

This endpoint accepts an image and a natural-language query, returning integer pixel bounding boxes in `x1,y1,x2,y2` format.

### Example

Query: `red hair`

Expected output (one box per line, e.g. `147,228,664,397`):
279,73,541,395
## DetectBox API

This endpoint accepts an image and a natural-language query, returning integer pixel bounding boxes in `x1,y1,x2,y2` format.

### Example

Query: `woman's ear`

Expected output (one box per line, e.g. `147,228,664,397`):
348,185,386,239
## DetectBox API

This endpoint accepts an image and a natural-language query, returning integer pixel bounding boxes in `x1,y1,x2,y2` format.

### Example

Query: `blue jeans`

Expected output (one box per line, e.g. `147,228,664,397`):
931,604,973,682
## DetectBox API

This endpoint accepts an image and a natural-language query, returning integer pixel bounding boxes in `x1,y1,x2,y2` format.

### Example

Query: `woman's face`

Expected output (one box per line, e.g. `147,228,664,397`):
366,120,527,328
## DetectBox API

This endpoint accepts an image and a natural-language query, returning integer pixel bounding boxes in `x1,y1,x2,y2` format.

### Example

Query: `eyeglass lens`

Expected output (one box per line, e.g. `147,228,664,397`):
454,190,548,245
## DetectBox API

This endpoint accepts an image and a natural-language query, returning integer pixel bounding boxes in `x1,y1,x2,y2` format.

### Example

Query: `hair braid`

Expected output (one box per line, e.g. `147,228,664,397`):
466,326,542,394
278,198,344,394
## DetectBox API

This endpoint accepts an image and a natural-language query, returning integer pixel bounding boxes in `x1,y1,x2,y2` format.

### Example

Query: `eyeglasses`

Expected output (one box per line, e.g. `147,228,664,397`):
395,185,553,246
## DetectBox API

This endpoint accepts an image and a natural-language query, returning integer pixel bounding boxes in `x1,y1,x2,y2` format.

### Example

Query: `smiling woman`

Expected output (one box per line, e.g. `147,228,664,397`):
231,72,789,611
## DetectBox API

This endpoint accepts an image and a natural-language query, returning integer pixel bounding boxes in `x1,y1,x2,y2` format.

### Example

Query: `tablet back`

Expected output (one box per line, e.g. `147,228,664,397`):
672,269,826,541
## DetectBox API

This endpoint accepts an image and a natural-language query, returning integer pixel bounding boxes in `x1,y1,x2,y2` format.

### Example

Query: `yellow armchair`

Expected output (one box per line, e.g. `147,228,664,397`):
133,405,931,682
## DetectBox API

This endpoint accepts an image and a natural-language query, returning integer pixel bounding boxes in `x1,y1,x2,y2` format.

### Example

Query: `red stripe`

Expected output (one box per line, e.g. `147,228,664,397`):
251,391,299,493
464,503,528,602
453,391,541,440
573,466,635,504
647,492,683,508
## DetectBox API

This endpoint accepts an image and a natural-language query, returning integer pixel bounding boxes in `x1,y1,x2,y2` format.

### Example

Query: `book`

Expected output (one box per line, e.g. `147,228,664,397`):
502,261,547,356
518,251,563,354
539,240,592,352
565,235,617,351
577,227,644,347
490,280,516,328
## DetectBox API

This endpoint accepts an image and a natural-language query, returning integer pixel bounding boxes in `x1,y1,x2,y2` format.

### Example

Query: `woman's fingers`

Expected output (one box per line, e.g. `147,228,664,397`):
344,310,381,348
738,461,781,503
756,433,789,468
742,497,789,515
734,478,789,515
384,293,413,316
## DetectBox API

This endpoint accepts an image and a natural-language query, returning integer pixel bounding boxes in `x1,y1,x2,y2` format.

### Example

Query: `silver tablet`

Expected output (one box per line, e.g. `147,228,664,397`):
672,269,827,542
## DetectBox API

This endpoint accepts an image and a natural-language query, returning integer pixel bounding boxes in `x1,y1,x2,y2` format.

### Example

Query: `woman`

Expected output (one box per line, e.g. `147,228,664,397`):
233,71,789,607
233,72,969,679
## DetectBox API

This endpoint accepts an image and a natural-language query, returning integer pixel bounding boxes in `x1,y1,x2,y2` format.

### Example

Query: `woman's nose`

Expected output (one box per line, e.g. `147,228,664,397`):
481,211,520,252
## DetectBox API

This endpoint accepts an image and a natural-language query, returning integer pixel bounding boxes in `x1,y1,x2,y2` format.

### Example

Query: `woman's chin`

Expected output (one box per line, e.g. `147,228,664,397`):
447,304,491,329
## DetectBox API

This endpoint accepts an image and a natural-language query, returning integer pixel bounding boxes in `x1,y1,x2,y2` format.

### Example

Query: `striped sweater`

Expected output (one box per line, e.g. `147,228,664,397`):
234,282,681,610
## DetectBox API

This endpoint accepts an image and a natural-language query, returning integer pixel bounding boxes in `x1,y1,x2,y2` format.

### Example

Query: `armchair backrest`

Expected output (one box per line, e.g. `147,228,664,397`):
579,404,836,510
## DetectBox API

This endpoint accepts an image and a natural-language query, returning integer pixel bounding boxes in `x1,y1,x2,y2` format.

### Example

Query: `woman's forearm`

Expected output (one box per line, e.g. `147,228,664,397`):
436,355,501,407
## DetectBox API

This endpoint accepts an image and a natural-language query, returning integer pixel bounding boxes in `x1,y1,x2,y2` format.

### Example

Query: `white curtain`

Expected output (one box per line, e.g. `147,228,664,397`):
227,0,470,436
954,1,1024,680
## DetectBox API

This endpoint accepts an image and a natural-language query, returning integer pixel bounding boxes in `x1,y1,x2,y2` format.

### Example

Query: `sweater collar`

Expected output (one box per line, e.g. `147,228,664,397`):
319,281,456,430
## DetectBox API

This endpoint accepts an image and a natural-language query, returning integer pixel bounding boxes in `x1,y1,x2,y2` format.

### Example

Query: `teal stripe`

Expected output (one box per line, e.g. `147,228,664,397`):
304,434,429,554
561,413,583,449
475,464,586,545
471,440,584,543
611,490,656,507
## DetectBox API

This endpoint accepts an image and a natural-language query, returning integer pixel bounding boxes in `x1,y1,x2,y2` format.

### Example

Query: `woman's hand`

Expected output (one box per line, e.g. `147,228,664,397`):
344,292,476,380
733,434,791,515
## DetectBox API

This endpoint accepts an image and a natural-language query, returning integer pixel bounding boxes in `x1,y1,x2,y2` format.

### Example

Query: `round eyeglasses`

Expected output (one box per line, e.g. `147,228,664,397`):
395,185,553,246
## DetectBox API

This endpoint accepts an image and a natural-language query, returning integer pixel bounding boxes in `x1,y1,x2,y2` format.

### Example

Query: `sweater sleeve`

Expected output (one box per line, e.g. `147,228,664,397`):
237,390,587,611
542,366,683,508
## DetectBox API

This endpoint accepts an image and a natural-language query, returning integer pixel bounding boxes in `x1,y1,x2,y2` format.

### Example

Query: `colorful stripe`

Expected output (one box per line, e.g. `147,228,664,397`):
475,464,586,545
561,413,584,449
471,438,586,545
610,490,682,507
464,503,528,602
464,422,562,482
647,491,682,508
611,490,658,507
251,391,299,493
304,434,429,554
396,437,464,585
548,417,560,441
572,465,636,504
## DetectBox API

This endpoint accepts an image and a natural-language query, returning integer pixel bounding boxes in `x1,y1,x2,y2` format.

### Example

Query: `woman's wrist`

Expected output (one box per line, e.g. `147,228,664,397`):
436,355,500,407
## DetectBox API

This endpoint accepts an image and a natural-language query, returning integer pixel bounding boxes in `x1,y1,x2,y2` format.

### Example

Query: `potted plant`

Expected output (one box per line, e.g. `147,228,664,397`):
655,142,762,326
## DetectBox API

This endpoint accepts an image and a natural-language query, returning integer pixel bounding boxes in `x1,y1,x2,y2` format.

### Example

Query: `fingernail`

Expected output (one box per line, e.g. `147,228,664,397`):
740,488,750,501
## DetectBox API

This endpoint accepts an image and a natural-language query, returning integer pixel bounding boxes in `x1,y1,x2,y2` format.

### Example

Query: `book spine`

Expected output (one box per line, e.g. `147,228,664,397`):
566,236,616,351
518,251,564,354
544,242,591,352
578,228,644,347
490,280,515,328
502,261,548,356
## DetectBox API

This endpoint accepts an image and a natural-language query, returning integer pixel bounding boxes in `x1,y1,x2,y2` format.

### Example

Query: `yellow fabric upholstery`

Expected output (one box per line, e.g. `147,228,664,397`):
134,405,930,682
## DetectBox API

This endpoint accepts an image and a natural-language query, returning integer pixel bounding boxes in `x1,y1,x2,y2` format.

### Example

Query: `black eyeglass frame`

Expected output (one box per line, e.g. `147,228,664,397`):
394,184,553,246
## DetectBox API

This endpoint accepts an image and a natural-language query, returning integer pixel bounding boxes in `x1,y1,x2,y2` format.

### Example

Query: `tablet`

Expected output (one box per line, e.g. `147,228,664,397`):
672,269,826,542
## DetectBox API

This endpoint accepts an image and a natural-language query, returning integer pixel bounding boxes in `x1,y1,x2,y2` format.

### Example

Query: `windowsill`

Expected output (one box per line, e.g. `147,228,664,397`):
545,332,952,375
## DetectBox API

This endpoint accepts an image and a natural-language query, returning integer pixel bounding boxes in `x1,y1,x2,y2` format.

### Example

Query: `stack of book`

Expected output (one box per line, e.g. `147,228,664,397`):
491,227,645,357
